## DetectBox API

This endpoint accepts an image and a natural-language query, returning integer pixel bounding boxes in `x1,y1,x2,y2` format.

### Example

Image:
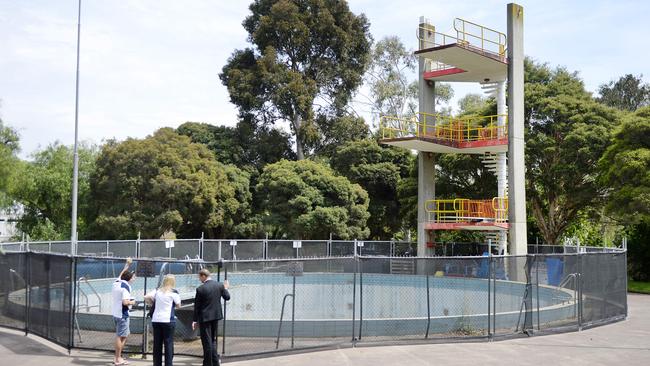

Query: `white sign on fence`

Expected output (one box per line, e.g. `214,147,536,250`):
165,240,175,249
230,240,237,246
292,240,302,249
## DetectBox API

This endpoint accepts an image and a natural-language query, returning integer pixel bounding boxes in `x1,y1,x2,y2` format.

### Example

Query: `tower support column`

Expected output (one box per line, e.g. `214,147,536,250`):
417,17,436,257
507,3,527,255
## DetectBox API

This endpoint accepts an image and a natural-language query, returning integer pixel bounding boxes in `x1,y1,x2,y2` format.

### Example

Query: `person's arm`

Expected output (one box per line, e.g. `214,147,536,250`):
221,280,231,301
144,290,156,306
173,292,181,309
121,287,134,306
192,287,201,330
118,257,133,279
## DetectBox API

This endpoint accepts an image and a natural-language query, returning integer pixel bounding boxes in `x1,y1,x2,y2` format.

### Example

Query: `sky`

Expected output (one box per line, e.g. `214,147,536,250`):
1,0,649,158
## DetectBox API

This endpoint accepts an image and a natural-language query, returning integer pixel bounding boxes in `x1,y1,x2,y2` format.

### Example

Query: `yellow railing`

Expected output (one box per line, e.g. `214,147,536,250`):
417,18,506,57
380,112,507,143
492,197,509,223
425,197,509,223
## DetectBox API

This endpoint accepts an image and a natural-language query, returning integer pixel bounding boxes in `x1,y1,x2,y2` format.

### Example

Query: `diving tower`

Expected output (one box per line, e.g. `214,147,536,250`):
379,4,527,257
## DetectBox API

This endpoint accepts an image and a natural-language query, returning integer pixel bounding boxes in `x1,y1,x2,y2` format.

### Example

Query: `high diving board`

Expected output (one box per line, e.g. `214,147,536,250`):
416,44,507,83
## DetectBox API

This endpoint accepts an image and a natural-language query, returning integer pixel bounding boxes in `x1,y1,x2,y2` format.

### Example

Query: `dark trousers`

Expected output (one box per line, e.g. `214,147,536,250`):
152,322,175,366
199,320,220,366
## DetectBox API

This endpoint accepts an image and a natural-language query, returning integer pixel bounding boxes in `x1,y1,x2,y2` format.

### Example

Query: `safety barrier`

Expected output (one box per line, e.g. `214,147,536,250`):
380,112,507,143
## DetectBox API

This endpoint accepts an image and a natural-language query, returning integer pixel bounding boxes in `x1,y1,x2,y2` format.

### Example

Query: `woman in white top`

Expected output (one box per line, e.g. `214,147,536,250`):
149,274,181,366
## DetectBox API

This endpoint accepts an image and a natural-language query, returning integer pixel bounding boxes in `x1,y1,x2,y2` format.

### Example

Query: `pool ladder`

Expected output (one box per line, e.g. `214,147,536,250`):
74,276,102,343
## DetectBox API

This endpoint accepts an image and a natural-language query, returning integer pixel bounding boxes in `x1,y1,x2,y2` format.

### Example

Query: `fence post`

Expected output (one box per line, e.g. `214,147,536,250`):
136,232,141,258
351,257,357,342
488,251,492,339
199,232,204,260
68,256,77,351
577,251,583,330
327,233,332,257
536,255,540,331
358,258,363,341
221,263,228,355
425,264,431,339
25,252,31,336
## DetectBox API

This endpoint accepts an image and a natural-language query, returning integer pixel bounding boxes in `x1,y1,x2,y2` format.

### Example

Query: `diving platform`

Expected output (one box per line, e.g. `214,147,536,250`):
379,113,508,154
417,43,507,83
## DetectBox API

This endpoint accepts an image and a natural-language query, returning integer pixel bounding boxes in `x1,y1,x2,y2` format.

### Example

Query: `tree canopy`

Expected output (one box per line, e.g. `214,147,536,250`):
0,118,20,207
255,159,370,239
220,0,372,159
364,36,453,124
87,128,251,239
177,120,295,172
330,139,411,239
10,143,97,240
598,74,650,112
524,59,621,245
599,106,650,223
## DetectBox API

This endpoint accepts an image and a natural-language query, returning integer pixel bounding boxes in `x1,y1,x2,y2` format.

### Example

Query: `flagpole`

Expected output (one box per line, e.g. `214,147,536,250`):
70,0,81,254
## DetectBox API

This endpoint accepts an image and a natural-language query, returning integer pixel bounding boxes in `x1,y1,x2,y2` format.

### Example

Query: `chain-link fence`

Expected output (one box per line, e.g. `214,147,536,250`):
3,239,614,260
0,248,628,360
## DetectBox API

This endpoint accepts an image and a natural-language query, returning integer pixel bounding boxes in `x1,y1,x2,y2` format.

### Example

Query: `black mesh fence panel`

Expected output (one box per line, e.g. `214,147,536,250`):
300,241,328,257
106,240,138,258
26,252,73,348
0,249,629,359
202,240,226,261
0,252,27,330
579,252,627,327
234,241,265,260
140,240,169,259
170,240,201,259
267,241,294,259
218,258,356,357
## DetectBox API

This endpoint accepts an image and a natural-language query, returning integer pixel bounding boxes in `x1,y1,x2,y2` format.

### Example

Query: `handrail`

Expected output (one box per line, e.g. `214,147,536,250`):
380,113,508,143
275,293,295,349
453,18,506,56
416,18,506,57
425,197,508,224
555,273,579,319
77,276,102,312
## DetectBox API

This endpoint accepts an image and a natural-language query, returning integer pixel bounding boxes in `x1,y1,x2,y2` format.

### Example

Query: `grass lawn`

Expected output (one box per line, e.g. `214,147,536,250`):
628,280,650,294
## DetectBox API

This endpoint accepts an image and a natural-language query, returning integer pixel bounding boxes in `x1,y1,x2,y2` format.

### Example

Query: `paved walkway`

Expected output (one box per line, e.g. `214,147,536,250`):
2,294,649,366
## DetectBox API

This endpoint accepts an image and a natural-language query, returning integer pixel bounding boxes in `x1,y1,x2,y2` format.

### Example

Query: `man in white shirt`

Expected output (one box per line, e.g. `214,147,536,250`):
111,258,135,366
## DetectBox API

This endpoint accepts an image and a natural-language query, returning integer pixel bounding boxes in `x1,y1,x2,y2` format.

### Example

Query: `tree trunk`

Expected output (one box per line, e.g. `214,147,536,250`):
292,114,304,160
296,138,304,160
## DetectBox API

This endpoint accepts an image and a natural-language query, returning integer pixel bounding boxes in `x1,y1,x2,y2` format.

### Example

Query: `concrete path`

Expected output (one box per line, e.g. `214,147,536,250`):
2,294,649,366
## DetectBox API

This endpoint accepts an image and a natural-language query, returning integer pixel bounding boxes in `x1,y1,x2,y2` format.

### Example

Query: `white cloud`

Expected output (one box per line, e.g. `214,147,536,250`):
0,0,648,158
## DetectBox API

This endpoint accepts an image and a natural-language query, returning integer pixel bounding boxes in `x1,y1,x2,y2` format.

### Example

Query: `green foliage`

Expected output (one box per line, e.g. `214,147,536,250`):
457,93,488,115
255,159,370,239
627,219,650,281
628,280,650,294
309,113,369,157
177,120,295,172
365,36,418,121
397,156,417,236
87,128,251,239
364,36,453,123
598,74,650,112
436,154,496,199
10,143,97,240
524,59,621,244
220,0,372,159
598,106,650,223
0,118,20,206
330,139,411,239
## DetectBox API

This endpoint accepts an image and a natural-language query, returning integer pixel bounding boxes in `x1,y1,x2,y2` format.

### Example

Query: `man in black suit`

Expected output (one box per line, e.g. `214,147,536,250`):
192,268,230,366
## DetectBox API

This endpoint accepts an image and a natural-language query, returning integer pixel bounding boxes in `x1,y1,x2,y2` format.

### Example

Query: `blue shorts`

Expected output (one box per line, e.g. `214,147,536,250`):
114,316,130,337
